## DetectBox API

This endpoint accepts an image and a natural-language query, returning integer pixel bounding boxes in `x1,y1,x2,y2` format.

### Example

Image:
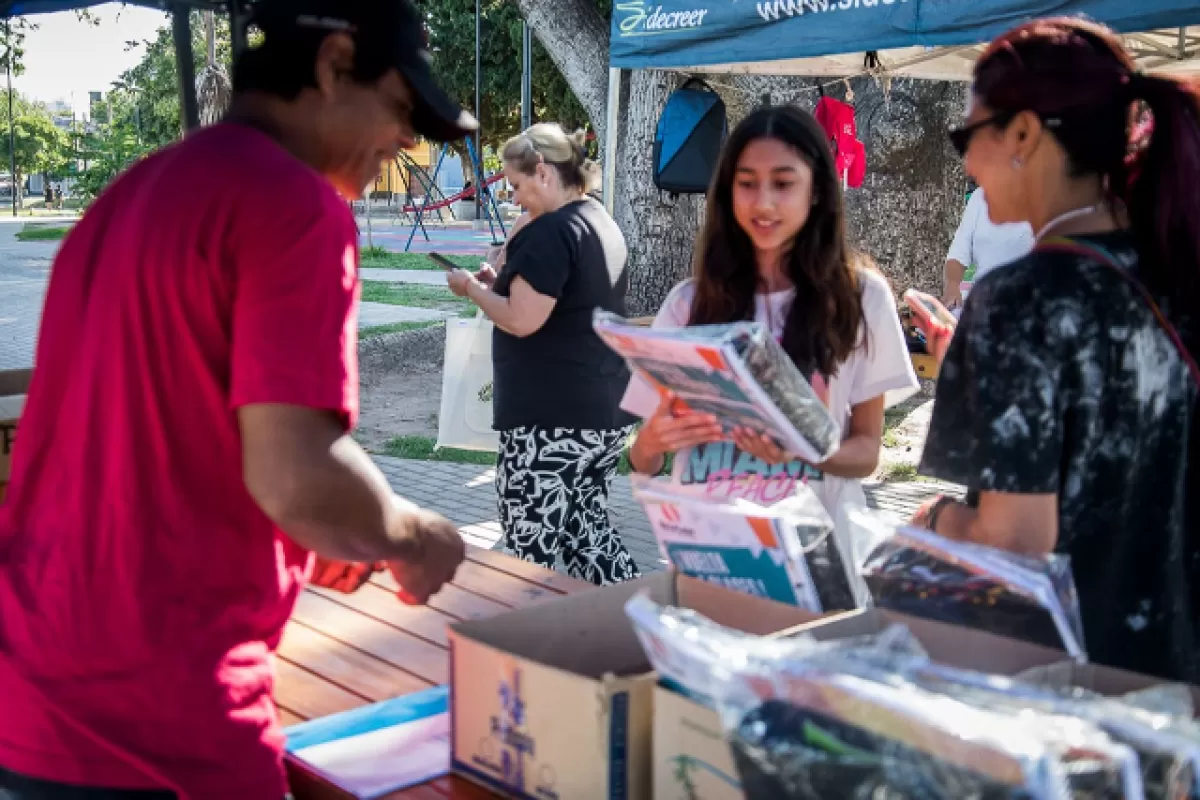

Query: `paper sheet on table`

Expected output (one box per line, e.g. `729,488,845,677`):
286,685,449,799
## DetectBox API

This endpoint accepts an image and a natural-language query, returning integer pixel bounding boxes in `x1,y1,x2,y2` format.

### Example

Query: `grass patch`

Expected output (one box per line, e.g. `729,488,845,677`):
15,225,69,241
878,462,935,483
361,247,483,271
380,433,637,475
881,429,902,449
382,435,496,465
360,280,475,317
359,320,441,340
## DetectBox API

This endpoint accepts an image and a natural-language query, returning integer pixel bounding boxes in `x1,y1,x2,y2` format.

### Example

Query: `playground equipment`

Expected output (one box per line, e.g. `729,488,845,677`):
401,136,507,252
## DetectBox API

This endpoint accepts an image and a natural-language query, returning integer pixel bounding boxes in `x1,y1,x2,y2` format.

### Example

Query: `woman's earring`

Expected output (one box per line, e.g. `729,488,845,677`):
1011,157,1024,170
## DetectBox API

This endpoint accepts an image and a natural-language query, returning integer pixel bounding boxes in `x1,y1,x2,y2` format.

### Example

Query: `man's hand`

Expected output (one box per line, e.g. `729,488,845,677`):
311,557,385,593
387,504,466,605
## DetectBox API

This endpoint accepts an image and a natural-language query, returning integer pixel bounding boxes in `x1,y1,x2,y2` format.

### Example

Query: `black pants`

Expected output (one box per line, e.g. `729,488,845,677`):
0,767,174,800
0,767,290,800
496,425,640,585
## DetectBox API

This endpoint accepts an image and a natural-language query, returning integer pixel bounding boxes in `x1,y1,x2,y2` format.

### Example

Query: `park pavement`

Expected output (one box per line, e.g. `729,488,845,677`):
0,220,456,371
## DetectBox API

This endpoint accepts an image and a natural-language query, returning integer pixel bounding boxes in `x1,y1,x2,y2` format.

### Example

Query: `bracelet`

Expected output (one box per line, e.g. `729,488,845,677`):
925,494,956,534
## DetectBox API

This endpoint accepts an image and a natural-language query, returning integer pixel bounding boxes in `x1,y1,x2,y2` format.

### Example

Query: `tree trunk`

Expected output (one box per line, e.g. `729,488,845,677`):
839,77,968,295
613,69,705,316
513,0,610,141
513,0,967,313
196,11,232,127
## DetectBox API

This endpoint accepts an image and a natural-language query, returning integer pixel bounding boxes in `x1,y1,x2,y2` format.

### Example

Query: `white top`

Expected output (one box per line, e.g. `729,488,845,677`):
946,189,1034,281
620,269,919,533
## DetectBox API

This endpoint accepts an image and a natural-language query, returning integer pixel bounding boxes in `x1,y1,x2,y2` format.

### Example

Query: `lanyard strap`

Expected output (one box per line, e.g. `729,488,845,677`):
1036,237,1200,388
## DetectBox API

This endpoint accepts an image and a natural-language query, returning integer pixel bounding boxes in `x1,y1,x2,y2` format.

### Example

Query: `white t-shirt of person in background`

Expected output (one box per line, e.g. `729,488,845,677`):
621,268,919,534
947,188,1035,283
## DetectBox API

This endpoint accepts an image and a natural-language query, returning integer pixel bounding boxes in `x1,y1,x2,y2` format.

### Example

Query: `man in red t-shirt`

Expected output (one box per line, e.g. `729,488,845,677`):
0,2,476,798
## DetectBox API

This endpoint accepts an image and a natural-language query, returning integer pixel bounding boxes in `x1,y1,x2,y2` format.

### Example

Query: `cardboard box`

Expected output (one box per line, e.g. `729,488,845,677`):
0,368,32,499
652,607,1071,800
447,572,835,800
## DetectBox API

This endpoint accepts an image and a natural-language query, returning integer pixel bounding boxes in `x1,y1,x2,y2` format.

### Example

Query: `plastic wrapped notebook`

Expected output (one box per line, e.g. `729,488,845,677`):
856,518,1086,660
625,600,1130,799
632,474,865,610
909,664,1200,800
592,311,840,464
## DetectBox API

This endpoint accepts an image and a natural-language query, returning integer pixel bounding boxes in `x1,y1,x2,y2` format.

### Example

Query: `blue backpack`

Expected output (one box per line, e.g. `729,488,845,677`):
653,79,727,195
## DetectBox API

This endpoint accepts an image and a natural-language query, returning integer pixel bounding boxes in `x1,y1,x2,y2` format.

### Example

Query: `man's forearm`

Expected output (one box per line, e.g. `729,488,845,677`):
266,437,420,563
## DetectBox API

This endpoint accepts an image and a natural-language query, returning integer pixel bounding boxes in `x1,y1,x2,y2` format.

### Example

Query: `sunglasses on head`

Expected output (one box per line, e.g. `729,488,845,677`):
948,113,1014,157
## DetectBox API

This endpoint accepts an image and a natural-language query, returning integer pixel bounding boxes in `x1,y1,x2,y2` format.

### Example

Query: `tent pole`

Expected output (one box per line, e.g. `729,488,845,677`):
173,7,200,135
602,67,621,216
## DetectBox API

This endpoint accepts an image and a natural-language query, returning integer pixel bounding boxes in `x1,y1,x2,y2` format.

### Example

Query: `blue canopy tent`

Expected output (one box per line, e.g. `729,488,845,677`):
0,0,254,132
600,0,1200,206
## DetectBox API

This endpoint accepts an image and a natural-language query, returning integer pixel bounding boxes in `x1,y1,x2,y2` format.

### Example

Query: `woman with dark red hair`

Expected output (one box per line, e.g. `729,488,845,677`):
916,18,1200,682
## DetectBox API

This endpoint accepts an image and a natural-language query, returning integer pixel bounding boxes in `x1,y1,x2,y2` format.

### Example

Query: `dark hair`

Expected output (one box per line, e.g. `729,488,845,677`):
232,27,393,100
691,105,864,379
974,18,1200,324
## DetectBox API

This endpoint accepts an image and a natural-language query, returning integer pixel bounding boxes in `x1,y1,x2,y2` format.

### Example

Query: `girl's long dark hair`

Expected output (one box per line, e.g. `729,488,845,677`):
973,18,1200,330
690,105,864,379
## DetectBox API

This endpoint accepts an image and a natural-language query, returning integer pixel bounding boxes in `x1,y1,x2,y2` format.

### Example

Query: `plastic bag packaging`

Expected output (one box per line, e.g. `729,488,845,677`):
857,518,1086,660
633,475,868,610
709,633,1141,799
622,592,914,707
717,649,1115,799
592,311,840,462
904,663,1200,800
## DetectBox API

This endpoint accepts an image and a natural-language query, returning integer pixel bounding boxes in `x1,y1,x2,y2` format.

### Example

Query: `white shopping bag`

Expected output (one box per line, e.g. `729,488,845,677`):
436,314,499,452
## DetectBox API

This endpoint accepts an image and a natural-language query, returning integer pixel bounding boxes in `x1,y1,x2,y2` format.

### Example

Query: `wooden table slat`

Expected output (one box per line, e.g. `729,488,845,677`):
309,583,457,647
281,548,599,799
279,621,433,702
436,560,560,609
464,548,593,594
277,708,307,727
291,591,449,685
274,659,369,721
367,575,514,621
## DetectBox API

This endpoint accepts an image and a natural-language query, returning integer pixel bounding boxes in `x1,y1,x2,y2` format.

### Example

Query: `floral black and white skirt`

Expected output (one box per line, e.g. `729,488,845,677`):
496,426,640,586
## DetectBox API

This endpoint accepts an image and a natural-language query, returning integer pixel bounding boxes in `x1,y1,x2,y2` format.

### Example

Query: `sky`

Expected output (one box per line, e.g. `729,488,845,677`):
11,4,170,116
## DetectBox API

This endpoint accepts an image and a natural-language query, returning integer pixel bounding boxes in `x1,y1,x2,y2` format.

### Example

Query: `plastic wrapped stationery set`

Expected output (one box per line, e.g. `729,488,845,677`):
625,593,1200,800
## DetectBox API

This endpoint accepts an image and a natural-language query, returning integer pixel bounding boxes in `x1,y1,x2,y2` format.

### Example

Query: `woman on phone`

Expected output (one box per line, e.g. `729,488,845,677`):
915,18,1200,682
624,105,917,535
447,124,638,585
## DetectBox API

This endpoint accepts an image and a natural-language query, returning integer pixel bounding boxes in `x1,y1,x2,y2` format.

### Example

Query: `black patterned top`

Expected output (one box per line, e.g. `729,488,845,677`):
920,231,1199,682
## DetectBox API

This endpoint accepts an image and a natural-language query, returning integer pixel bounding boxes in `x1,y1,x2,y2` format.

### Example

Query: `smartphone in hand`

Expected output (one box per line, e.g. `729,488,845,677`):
903,289,957,334
428,252,459,271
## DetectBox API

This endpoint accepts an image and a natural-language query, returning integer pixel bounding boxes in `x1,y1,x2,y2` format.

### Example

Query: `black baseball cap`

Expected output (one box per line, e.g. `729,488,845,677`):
248,0,478,142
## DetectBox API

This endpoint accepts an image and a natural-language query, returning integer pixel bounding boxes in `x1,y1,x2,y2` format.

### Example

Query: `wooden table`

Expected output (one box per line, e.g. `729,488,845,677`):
278,546,595,799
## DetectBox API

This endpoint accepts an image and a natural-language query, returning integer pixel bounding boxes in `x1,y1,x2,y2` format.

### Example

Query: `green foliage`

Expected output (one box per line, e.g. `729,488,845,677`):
0,17,36,78
0,91,73,190
425,0,603,149
74,12,232,200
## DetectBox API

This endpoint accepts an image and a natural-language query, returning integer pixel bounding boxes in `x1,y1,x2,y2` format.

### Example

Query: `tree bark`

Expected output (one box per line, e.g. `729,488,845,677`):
513,0,611,141
613,69,705,316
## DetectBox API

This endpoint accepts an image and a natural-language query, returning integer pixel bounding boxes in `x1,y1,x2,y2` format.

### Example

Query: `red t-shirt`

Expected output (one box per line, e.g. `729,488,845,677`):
0,124,360,799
